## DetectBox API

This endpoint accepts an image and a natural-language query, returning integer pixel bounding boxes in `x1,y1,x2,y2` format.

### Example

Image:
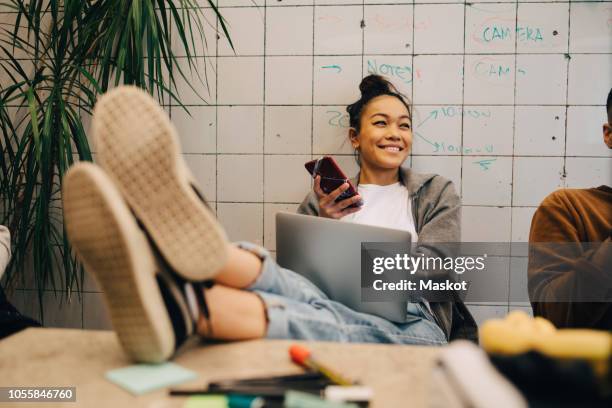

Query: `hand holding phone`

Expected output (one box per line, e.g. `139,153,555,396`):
305,156,363,219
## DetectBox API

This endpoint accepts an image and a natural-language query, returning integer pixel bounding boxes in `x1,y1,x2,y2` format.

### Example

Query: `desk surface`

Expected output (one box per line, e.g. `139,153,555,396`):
0,328,440,407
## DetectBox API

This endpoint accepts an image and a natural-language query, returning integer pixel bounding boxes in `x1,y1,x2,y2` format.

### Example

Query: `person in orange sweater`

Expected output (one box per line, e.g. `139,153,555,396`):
528,88,612,329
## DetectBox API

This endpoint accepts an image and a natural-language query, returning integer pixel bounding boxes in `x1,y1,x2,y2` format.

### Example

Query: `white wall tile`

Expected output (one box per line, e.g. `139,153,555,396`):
462,206,512,242
413,55,463,105
315,0,359,5
516,3,568,54
218,106,263,153
567,106,612,158
172,8,219,57
173,106,217,154
568,55,612,105
364,0,411,4
412,105,462,155
218,155,264,202
218,6,265,56
511,207,537,243
264,155,312,202
264,203,300,250
172,57,217,105
313,106,353,155
410,156,462,193
516,54,567,105
266,0,314,6
217,0,264,6
265,56,313,104
414,4,464,54
184,154,217,201
363,56,413,99
514,106,565,156
266,6,314,55
217,57,264,104
218,203,264,245
465,3,517,54
464,55,515,105
512,157,564,207
565,157,612,189
462,156,512,206
313,56,362,104
463,106,514,156
265,106,312,154
364,5,413,55
314,6,362,55
569,2,612,53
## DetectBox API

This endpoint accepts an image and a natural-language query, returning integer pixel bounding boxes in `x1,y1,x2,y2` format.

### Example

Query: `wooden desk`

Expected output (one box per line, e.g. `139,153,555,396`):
0,328,440,407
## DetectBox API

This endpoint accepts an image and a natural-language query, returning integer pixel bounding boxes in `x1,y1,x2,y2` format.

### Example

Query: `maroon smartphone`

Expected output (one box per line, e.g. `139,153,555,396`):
305,156,363,208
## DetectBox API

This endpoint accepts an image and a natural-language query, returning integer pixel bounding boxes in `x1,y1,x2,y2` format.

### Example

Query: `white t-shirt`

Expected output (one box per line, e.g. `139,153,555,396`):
341,182,418,243
342,182,432,316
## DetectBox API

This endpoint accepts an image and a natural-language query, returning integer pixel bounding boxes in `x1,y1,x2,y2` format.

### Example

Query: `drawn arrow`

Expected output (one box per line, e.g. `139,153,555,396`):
322,65,342,73
414,131,438,149
474,158,497,170
416,110,436,128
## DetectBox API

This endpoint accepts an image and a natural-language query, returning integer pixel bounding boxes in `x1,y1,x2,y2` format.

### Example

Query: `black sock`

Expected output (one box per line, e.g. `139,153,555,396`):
156,270,192,350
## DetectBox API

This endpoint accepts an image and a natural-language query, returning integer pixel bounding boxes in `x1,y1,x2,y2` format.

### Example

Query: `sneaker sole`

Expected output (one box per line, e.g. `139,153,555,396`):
63,162,175,363
92,86,228,281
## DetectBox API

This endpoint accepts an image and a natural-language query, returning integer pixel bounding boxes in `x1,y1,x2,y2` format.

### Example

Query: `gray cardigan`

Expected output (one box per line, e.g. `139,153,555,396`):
297,167,478,342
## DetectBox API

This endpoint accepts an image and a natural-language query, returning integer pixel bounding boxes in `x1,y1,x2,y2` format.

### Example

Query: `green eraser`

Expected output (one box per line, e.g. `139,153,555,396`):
105,362,198,395
285,391,359,408
183,395,228,408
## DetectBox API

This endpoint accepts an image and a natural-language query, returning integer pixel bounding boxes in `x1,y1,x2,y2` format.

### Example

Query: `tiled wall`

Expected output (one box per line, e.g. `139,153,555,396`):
4,0,612,330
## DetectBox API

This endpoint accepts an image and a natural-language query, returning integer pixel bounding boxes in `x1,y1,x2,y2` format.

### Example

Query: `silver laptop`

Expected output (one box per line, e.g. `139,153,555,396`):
276,212,410,323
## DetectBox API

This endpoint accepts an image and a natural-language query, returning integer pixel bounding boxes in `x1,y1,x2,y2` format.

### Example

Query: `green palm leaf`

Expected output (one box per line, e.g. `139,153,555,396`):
0,0,231,322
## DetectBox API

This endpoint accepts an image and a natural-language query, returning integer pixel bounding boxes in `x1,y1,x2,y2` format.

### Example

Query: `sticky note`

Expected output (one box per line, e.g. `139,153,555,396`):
285,391,359,408
105,362,198,395
183,395,228,408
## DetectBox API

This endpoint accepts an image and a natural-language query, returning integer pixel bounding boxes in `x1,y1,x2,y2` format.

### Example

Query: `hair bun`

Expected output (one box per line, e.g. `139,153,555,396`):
359,74,391,96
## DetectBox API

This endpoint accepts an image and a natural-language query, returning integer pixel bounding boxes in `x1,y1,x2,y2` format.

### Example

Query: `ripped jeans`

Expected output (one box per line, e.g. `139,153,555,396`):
237,242,447,346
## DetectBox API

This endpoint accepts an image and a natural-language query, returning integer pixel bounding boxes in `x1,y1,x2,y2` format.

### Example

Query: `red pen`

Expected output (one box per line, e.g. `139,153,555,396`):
289,344,356,386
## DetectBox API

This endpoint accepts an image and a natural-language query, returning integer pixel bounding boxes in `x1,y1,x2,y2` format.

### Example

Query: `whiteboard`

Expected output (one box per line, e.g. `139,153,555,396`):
170,1,612,319
172,0,612,244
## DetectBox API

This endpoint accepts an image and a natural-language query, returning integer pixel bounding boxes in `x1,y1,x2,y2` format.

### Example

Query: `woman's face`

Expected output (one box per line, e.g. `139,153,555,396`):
350,95,412,172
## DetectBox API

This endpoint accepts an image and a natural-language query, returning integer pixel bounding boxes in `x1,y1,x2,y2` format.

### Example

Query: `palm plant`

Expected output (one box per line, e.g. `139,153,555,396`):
0,0,232,321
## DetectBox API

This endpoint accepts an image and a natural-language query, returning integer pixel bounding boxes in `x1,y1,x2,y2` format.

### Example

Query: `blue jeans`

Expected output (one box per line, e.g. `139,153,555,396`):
237,242,447,346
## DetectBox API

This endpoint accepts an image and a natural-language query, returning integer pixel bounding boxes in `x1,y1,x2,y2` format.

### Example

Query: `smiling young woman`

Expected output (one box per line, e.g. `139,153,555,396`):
62,78,476,364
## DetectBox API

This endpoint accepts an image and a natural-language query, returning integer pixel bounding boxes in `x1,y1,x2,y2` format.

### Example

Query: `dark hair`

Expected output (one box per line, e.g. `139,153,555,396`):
346,75,412,167
346,74,412,134
607,88,612,123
